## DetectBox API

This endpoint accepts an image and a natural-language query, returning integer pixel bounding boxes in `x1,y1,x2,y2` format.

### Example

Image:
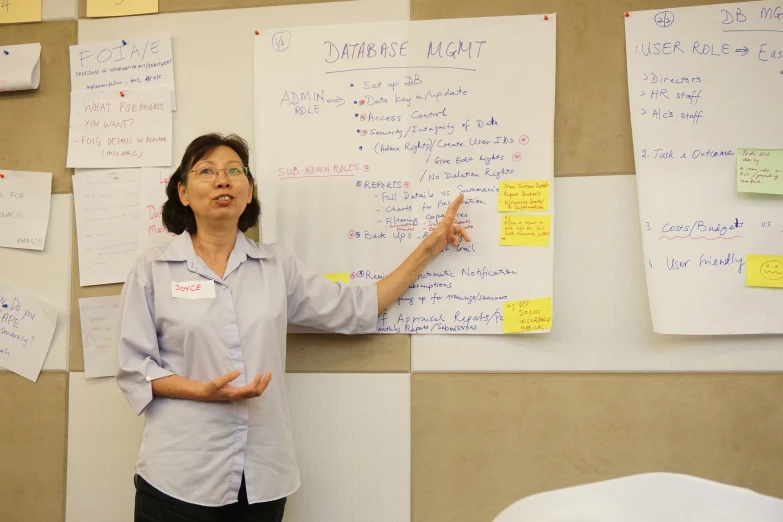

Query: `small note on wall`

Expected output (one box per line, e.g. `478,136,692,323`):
324,273,350,284
0,0,41,24
0,281,57,382
502,297,552,333
0,170,52,251
746,254,783,289
0,43,41,91
67,88,172,168
87,0,158,18
497,180,550,212
737,149,783,195
500,214,551,246
79,295,121,378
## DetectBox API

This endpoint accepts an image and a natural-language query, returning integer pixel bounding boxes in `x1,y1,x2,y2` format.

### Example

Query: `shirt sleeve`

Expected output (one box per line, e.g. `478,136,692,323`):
280,247,379,334
115,268,174,415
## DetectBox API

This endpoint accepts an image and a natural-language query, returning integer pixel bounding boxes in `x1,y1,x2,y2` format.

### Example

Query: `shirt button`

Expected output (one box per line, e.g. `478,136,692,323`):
146,376,152,382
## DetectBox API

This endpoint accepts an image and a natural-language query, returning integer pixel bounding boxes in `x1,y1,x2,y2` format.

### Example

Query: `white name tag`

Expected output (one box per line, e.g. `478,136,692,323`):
171,280,215,299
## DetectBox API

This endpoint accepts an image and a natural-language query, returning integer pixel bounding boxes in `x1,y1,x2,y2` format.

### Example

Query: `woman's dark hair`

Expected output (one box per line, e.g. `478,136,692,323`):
161,133,261,235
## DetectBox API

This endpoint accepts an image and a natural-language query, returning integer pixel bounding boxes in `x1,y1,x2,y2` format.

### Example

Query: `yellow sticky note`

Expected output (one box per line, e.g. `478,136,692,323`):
324,273,350,284
0,0,42,24
746,255,783,288
87,0,158,18
497,180,550,212
500,214,551,246
737,149,783,195
503,297,552,333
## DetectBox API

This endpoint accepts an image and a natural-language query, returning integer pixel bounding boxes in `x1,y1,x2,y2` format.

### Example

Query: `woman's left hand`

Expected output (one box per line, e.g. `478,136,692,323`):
422,193,471,256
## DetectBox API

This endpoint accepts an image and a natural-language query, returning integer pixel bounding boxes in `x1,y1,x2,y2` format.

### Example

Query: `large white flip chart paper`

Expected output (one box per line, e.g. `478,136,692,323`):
0,281,57,382
625,2,783,334
0,169,52,251
255,16,556,334
0,43,41,92
72,169,141,286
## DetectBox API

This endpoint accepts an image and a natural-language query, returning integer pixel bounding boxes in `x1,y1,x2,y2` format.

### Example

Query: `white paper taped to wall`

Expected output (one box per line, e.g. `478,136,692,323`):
0,280,57,382
0,169,52,251
69,33,176,109
0,43,41,92
624,2,783,335
254,15,556,335
72,168,141,286
79,295,121,378
66,88,173,168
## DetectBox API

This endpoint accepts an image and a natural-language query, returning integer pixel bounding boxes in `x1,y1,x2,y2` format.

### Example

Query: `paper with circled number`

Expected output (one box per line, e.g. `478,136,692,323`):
0,0,41,24
67,88,173,168
0,281,57,382
0,43,41,91
255,15,556,334
624,2,783,334
69,33,176,108
138,167,175,252
86,0,158,18
72,168,141,286
0,169,52,251
79,295,121,378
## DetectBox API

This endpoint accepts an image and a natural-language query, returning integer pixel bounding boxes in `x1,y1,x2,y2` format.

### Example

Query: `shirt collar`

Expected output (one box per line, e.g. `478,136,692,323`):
157,230,274,262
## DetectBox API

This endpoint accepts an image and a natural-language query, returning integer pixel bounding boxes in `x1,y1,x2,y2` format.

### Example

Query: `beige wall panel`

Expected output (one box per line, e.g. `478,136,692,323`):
410,0,749,176
0,372,67,522
412,373,783,522
286,333,410,372
79,0,345,18
0,21,75,194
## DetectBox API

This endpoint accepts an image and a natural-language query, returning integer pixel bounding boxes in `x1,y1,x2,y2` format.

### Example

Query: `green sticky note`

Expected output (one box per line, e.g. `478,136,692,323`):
737,149,783,195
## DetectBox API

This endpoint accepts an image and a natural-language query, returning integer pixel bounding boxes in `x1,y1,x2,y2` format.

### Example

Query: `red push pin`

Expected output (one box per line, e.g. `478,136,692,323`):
120,91,125,97
0,173,5,179
625,11,630,17
544,14,549,20
254,30,259,35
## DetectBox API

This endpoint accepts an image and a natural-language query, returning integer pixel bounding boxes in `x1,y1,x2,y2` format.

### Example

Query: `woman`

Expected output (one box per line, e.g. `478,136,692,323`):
116,133,470,522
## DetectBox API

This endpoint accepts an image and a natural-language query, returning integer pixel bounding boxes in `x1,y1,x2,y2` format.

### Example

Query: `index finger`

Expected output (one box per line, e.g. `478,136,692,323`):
211,369,241,390
444,193,464,221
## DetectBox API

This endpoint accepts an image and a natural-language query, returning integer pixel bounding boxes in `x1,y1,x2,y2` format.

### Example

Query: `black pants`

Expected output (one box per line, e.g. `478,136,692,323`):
134,474,286,522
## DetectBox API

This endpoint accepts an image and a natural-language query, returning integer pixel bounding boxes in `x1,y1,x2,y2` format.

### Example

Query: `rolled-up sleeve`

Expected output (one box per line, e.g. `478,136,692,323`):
280,247,379,334
115,269,173,415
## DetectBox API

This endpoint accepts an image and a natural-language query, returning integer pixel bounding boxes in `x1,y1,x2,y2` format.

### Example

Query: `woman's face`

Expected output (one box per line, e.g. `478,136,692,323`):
178,145,254,229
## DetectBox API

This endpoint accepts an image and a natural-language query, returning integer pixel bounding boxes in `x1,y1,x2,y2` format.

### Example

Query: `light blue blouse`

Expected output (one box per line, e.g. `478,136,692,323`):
116,230,379,506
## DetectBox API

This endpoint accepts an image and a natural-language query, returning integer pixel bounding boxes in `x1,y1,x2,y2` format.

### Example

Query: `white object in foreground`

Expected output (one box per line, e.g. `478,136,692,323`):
493,472,783,522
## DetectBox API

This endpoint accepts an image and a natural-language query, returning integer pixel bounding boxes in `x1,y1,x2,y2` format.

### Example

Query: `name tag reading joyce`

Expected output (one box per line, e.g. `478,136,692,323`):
171,280,215,299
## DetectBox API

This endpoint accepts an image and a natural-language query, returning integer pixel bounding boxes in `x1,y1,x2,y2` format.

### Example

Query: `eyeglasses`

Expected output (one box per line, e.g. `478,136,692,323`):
189,166,249,181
